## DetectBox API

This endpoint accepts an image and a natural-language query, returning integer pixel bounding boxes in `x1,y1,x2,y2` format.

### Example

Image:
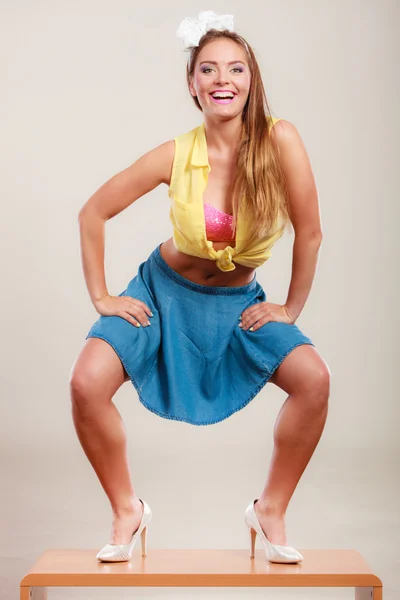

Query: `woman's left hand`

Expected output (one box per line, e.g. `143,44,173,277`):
239,301,294,331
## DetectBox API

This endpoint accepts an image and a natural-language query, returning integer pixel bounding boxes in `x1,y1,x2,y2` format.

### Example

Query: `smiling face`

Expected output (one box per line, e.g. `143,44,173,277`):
189,38,251,119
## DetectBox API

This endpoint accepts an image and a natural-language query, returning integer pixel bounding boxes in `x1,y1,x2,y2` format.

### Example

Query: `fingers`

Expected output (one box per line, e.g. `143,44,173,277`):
126,297,153,317
121,311,150,328
239,316,265,331
239,305,290,331
243,316,267,332
124,297,153,328
239,307,265,331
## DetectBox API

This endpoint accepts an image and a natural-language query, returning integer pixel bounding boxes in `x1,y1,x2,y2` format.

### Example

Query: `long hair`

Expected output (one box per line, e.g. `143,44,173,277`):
186,29,292,242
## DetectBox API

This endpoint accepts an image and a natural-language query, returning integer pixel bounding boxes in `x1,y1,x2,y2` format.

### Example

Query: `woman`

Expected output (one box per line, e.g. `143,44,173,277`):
70,12,330,566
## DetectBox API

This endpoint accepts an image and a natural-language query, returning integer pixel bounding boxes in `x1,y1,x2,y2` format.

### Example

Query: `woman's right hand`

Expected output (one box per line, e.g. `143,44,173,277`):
94,294,153,328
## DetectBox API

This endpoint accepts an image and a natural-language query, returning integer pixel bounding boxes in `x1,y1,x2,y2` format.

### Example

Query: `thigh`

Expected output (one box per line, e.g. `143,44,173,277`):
69,337,130,403
269,343,330,396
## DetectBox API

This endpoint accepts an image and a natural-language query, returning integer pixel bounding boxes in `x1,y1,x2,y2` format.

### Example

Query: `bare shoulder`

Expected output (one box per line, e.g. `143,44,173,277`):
78,139,176,220
269,118,301,145
146,138,175,186
269,119,312,173
124,138,175,186
270,119,322,237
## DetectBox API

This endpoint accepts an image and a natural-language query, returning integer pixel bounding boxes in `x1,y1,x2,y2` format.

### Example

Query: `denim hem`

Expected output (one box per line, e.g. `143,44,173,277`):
86,333,315,427
267,340,315,378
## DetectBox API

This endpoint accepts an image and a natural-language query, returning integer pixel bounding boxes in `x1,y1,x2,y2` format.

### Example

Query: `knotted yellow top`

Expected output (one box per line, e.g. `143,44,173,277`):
168,117,285,272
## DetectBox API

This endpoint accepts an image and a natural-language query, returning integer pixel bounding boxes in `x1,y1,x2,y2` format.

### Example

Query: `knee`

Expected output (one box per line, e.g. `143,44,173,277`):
69,363,98,409
306,363,331,409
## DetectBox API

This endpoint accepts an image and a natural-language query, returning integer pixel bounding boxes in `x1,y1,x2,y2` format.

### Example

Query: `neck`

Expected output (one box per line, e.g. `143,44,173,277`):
203,116,243,156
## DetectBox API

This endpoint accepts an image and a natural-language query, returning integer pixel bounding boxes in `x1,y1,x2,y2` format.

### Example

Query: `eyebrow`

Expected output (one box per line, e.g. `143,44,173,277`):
199,60,246,66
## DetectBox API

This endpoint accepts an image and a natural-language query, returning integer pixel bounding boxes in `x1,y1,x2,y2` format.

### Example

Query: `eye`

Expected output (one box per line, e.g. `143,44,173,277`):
201,67,244,73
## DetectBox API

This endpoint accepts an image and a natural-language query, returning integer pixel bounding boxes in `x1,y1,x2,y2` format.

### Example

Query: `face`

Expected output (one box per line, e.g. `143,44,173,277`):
189,38,251,119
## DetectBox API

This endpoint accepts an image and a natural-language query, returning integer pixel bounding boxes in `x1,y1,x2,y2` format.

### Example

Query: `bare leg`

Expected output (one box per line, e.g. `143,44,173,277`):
69,337,143,544
255,344,330,545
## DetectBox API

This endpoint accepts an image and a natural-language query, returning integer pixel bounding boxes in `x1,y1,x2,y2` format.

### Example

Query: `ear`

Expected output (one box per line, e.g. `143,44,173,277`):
188,77,196,97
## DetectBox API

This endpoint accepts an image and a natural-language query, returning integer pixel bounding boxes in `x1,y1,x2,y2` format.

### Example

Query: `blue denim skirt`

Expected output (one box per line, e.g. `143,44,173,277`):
86,243,315,426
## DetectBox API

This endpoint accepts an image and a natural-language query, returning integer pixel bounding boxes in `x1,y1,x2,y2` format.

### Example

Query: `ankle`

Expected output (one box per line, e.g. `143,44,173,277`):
256,498,286,518
112,496,142,518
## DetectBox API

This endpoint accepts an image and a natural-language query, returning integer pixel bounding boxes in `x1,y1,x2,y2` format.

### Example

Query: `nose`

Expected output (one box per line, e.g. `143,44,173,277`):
215,77,229,85
213,70,230,86
215,79,230,87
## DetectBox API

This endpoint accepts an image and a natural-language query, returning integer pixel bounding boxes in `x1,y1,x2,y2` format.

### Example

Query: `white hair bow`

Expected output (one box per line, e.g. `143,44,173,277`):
176,10,235,51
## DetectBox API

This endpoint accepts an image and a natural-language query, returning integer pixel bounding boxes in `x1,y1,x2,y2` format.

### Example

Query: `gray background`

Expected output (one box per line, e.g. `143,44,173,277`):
1,0,398,598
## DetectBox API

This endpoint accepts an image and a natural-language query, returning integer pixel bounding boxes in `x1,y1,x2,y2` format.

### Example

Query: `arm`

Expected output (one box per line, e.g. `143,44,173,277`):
270,120,323,322
78,139,175,308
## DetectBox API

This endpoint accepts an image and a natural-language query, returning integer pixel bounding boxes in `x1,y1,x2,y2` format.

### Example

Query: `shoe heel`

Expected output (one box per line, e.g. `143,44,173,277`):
247,524,256,558
140,525,147,556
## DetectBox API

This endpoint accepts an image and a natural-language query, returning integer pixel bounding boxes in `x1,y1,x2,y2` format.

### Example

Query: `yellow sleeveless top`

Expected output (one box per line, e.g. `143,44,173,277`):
168,117,285,272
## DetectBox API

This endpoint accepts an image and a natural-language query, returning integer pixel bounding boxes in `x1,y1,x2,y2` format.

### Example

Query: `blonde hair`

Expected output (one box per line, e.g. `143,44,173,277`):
186,29,292,242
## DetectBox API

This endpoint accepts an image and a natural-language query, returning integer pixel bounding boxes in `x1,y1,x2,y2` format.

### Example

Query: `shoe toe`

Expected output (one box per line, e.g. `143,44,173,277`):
96,544,130,562
273,545,303,563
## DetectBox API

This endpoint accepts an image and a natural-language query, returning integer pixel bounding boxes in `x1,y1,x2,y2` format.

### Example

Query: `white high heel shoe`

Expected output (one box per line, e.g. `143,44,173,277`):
96,498,152,562
244,499,303,564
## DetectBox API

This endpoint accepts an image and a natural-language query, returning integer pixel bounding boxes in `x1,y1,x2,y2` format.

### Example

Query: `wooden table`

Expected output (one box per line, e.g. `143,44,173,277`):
20,548,383,599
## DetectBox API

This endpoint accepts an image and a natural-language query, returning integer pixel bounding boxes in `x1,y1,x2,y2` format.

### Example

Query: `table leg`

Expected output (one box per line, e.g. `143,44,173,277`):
20,588,48,600
355,587,382,599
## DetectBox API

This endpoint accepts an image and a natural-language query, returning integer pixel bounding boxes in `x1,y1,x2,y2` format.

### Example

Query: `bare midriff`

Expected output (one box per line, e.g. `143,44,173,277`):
159,237,256,287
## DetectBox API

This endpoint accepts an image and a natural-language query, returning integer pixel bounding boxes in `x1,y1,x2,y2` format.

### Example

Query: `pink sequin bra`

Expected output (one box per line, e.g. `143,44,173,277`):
203,202,235,242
